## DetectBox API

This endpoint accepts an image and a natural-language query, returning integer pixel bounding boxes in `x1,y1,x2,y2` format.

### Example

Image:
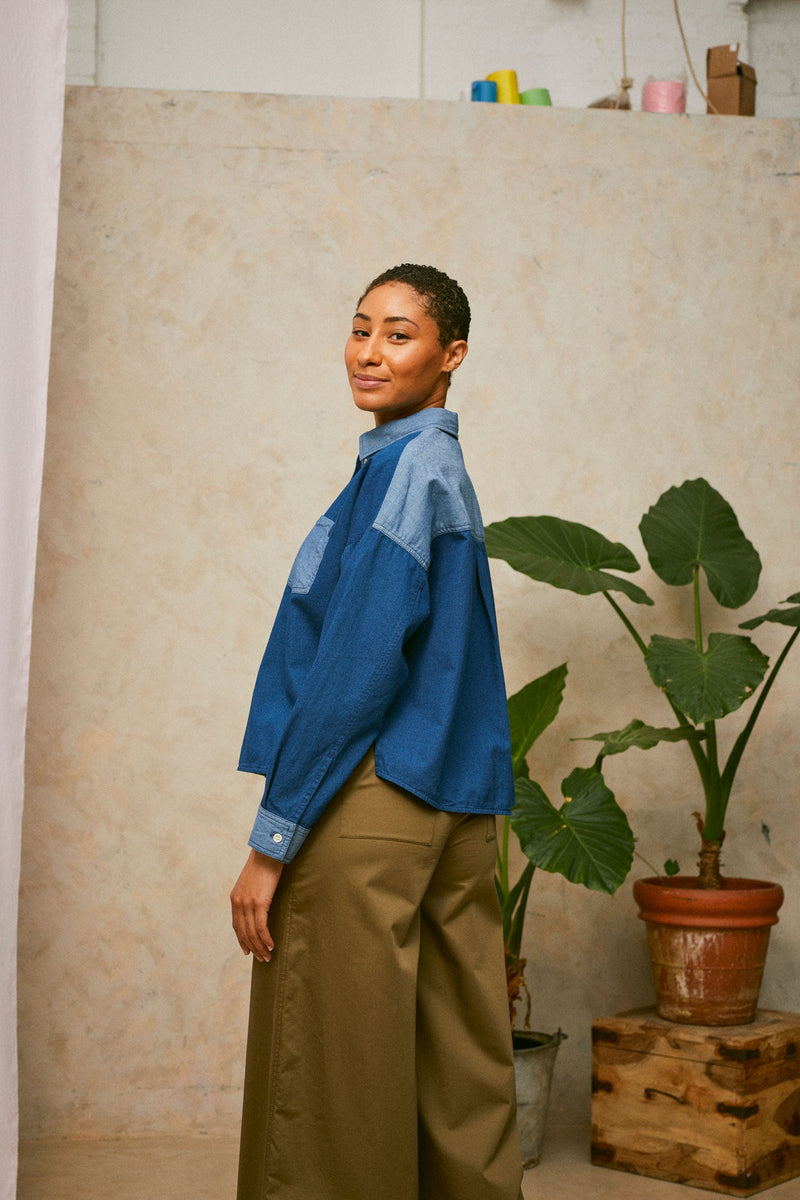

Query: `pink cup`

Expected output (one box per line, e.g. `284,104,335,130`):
642,79,686,113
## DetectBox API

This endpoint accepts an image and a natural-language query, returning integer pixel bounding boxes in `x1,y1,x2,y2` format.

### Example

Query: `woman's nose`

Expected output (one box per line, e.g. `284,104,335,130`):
357,335,381,365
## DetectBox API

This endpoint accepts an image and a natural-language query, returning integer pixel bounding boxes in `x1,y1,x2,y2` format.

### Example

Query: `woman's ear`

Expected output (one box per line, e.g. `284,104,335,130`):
444,340,468,374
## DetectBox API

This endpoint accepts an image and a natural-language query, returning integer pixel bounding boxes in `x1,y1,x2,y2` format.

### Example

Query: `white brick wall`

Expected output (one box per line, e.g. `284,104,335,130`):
93,0,423,98
66,0,96,85
66,0,800,117
748,0,800,117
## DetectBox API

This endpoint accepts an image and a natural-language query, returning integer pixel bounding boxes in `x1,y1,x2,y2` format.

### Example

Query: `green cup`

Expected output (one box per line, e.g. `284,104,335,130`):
519,87,552,106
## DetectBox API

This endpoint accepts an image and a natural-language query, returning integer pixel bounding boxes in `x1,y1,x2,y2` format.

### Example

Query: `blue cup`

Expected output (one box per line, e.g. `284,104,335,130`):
471,80,498,102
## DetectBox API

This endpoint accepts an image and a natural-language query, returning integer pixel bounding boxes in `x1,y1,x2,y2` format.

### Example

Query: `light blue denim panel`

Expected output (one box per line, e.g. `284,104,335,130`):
372,428,484,570
249,803,310,862
287,515,335,593
359,405,458,462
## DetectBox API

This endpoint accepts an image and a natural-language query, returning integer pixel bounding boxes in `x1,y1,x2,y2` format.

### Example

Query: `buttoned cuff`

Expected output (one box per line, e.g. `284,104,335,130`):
248,805,310,863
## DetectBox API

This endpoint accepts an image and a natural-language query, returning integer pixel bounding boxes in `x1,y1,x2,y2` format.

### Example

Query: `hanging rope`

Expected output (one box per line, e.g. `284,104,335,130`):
616,0,634,109
673,0,720,114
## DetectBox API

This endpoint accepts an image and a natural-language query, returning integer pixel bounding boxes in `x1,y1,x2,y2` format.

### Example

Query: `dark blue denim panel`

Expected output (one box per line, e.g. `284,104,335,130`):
374,532,513,816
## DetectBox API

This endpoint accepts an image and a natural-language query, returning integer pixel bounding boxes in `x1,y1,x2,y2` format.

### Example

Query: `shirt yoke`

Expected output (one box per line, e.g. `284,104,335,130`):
372,427,484,570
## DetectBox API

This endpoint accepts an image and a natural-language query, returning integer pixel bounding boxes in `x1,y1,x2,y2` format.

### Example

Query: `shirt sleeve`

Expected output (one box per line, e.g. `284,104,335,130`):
244,525,430,862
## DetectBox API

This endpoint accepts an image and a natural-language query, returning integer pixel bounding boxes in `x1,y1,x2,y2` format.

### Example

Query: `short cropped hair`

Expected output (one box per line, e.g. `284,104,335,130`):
358,263,471,348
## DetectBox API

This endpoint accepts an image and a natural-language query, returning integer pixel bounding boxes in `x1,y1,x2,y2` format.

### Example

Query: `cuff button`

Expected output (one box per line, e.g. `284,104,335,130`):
271,832,283,844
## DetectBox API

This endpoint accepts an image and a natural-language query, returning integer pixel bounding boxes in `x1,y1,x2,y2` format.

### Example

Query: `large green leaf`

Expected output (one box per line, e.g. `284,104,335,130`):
639,479,761,608
485,515,653,606
510,769,634,894
507,662,568,777
575,718,705,757
740,593,800,631
645,633,770,724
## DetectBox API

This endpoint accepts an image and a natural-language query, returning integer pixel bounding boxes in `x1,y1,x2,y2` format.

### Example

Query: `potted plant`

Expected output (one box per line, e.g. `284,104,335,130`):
486,478,799,1026
497,661,634,1164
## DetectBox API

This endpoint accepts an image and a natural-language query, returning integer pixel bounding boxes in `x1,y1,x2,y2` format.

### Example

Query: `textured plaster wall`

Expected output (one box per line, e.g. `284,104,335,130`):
21,87,800,1139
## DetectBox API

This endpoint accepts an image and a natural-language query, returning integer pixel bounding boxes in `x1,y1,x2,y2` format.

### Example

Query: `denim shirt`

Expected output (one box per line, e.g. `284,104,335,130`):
239,408,515,862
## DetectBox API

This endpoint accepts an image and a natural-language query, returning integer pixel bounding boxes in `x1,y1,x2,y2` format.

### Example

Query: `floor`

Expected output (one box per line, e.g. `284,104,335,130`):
17,1126,800,1199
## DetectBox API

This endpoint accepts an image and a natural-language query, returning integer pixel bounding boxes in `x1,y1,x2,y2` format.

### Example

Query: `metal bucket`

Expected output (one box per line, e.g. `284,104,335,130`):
512,1028,565,1168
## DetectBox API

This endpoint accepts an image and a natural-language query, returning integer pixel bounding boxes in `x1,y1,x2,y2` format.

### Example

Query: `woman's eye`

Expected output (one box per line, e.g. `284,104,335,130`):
351,328,368,337
389,332,410,342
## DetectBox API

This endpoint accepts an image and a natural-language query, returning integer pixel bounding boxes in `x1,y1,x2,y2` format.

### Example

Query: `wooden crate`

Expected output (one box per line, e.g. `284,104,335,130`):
592,1008,800,1196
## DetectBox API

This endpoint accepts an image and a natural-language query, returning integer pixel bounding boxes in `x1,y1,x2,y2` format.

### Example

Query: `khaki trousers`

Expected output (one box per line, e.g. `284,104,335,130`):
237,750,524,1200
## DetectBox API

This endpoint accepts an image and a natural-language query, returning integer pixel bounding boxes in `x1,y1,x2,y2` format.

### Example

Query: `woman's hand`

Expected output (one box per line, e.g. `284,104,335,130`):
230,849,284,963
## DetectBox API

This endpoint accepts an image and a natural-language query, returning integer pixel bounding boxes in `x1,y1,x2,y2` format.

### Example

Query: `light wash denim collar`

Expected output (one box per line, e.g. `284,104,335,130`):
359,408,459,462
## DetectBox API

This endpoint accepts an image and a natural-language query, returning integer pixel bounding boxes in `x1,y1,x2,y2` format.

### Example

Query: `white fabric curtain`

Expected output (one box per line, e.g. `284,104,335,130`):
0,3,67,1196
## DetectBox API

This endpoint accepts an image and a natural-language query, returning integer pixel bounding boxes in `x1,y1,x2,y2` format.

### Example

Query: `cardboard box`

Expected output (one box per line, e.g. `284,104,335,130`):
592,1008,800,1196
707,44,757,116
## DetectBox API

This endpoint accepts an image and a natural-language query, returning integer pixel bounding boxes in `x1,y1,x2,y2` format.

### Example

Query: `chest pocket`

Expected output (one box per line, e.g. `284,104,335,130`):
287,515,334,594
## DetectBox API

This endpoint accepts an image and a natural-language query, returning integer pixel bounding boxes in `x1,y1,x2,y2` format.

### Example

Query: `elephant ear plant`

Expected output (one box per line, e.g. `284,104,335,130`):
497,661,634,1027
487,478,800,901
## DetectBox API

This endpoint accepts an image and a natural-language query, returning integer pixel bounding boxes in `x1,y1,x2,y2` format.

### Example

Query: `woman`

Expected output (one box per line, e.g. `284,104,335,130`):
231,264,524,1200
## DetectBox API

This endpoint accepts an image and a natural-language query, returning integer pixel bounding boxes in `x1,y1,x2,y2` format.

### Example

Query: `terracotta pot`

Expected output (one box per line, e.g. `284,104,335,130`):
633,876,784,1026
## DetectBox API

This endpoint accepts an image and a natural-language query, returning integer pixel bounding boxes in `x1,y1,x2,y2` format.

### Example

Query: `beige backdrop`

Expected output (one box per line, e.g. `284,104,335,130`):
20,87,800,1139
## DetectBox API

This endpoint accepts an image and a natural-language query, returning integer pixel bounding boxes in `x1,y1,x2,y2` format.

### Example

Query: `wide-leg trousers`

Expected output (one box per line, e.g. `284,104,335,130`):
236,750,524,1200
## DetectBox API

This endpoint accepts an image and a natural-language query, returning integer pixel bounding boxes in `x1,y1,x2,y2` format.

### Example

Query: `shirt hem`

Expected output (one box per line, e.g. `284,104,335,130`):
373,761,513,817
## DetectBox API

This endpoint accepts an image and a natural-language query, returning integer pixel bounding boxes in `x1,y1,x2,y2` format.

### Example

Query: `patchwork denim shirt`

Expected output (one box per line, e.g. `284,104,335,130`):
239,408,515,862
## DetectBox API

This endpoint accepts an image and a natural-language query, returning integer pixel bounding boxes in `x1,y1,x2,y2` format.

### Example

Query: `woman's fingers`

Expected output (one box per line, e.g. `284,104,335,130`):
230,849,284,962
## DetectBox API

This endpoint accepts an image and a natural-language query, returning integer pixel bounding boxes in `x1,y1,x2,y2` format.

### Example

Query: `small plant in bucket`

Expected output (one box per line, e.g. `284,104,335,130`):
495,662,634,1028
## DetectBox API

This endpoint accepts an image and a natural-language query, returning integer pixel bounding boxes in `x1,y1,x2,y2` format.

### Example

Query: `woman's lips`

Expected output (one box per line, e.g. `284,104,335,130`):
353,374,388,389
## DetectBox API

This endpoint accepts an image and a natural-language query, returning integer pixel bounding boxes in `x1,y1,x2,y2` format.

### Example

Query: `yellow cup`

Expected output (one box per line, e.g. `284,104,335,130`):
486,70,520,105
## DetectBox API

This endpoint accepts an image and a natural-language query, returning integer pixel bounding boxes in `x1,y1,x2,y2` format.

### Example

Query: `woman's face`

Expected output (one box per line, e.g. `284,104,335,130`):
345,282,467,426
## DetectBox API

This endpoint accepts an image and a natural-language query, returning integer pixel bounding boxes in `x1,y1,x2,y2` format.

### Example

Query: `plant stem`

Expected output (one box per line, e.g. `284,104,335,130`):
694,565,703,650
698,838,723,888
702,720,724,844
603,590,711,790
634,848,672,881
721,625,800,797
604,592,648,654
499,815,511,895
507,860,536,960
